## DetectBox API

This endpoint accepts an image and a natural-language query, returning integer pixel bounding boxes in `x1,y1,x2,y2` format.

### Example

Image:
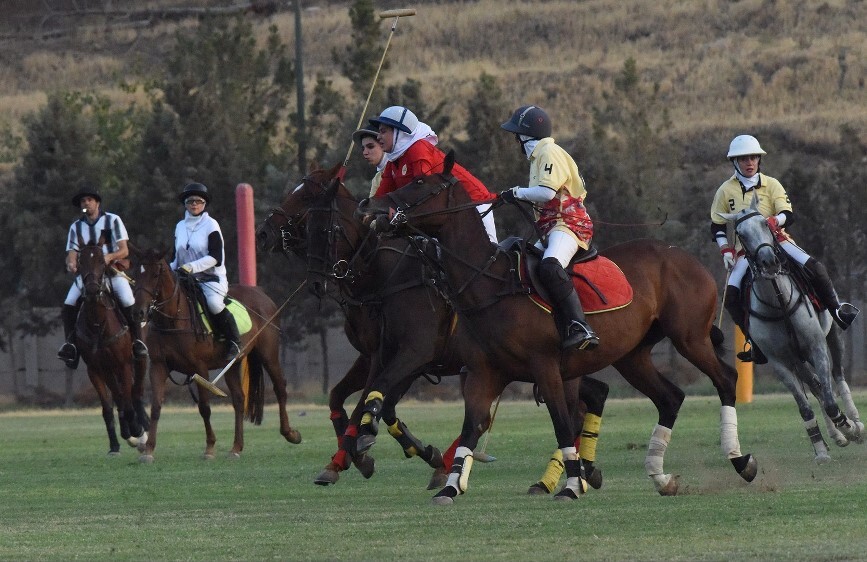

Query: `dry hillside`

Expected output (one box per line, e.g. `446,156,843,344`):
0,0,864,149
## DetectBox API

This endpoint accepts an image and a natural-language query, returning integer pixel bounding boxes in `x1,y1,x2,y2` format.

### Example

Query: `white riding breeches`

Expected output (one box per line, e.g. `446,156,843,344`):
65,275,135,307
727,240,811,290
535,230,580,268
201,279,229,314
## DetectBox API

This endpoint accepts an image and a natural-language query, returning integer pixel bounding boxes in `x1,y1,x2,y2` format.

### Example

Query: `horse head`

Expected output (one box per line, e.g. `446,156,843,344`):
717,199,782,279
256,162,343,255
79,243,109,303
130,245,175,327
356,150,460,239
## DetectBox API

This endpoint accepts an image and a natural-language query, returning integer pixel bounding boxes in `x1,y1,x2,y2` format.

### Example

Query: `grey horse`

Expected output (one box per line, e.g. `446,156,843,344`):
718,202,863,463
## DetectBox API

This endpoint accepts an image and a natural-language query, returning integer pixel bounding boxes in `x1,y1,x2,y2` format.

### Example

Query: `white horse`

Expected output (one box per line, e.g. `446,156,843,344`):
718,203,863,463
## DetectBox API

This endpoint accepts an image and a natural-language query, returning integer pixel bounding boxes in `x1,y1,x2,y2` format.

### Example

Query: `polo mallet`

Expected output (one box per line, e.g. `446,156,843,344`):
718,270,731,328
192,280,307,397
337,7,417,180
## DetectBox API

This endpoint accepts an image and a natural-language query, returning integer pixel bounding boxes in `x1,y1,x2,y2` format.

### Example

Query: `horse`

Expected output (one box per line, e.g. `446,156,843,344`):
256,164,609,494
130,246,302,462
357,151,758,504
76,242,149,455
717,204,863,462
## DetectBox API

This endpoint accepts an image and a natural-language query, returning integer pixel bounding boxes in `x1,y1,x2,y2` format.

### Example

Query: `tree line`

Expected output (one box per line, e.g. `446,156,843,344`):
1,0,864,369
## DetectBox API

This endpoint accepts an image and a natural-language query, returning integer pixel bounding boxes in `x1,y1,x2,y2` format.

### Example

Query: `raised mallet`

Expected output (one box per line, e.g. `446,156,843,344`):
338,7,417,178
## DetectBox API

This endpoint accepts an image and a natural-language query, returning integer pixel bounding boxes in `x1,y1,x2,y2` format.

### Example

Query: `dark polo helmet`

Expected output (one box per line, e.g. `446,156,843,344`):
71,183,102,207
501,105,552,139
179,182,210,204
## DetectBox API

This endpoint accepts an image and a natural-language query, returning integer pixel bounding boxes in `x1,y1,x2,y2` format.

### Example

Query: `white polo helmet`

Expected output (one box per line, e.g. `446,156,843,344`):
727,135,767,159
369,106,419,135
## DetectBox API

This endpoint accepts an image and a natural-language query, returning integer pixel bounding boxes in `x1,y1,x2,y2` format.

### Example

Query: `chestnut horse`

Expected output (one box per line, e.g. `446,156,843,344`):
357,151,757,504
76,243,149,455
256,164,609,494
130,247,301,462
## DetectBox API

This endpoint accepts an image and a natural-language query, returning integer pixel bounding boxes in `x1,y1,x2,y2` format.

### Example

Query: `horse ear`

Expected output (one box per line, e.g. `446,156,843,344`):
750,197,759,211
307,158,321,172
716,211,736,222
327,161,343,179
325,177,340,199
443,150,455,176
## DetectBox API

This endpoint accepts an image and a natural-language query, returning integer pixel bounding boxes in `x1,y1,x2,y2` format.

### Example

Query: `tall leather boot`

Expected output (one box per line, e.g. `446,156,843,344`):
724,286,767,364
57,304,80,368
804,258,859,330
215,308,242,362
538,257,599,351
121,305,149,358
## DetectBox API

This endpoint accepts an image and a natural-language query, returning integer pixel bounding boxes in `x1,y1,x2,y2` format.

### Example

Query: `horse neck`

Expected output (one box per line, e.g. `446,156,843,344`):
433,201,505,308
748,264,800,312
152,267,189,329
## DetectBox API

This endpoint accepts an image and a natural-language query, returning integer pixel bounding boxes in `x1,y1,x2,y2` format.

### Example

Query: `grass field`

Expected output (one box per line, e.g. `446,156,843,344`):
2,393,867,561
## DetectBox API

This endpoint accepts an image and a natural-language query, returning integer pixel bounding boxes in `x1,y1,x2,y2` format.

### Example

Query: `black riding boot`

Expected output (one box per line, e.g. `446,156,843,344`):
538,257,599,351
804,258,860,330
57,304,80,369
724,287,767,364
215,308,242,362
121,305,149,358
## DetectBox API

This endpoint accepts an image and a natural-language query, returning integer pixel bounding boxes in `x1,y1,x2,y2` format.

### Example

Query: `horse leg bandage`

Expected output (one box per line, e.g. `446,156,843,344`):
360,391,383,433
536,449,565,493
579,413,602,463
720,406,742,459
387,419,434,461
444,446,474,495
645,424,673,490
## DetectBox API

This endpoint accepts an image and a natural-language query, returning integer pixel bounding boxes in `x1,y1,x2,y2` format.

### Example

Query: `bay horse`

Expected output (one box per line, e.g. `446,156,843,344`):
717,204,863,462
357,151,758,504
76,243,149,455
256,164,609,493
130,246,302,462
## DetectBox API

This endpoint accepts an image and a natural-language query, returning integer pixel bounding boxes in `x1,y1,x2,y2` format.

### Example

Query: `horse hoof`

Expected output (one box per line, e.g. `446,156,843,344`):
107,451,121,457
203,453,216,461
553,488,581,501
814,452,832,464
285,430,302,444
473,451,497,463
355,434,376,454
126,436,139,448
586,468,603,490
427,469,448,490
355,454,375,479
527,483,550,495
314,469,339,486
734,454,758,483
227,451,241,460
139,454,154,464
432,496,454,506
657,475,680,496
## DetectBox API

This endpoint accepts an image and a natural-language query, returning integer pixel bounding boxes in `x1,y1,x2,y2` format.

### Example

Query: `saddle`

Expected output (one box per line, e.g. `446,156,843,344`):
498,237,633,314
177,274,253,338
740,263,822,330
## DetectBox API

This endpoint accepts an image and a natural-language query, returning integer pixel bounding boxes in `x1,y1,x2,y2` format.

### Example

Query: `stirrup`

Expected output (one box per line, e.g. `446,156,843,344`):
563,321,599,351
832,303,859,330
57,342,79,369
736,342,767,365
225,341,241,362
132,339,149,358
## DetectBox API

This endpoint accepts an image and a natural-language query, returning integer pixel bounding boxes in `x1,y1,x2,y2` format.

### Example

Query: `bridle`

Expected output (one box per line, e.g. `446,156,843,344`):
260,173,336,257
133,258,184,327
734,210,784,279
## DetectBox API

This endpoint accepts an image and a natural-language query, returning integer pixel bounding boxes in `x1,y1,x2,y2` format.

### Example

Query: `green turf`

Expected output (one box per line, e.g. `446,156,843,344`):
1,393,866,561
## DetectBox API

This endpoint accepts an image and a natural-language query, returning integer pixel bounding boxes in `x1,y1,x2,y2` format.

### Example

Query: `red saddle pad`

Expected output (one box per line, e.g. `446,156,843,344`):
522,255,633,314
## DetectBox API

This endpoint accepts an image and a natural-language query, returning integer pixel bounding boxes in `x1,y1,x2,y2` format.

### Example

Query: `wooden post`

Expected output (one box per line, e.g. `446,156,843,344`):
735,326,753,403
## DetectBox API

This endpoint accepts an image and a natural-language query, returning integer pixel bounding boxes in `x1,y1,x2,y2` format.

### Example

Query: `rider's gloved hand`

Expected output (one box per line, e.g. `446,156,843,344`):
499,188,518,204
178,264,193,276
766,215,780,231
720,245,736,271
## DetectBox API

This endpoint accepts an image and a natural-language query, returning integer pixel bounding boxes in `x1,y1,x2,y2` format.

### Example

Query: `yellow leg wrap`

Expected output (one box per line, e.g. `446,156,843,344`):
579,413,602,462
387,421,403,437
364,391,384,404
537,449,565,493
360,391,384,427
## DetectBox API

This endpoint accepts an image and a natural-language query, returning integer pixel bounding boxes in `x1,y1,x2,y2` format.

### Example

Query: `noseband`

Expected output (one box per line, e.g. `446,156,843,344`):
735,211,783,278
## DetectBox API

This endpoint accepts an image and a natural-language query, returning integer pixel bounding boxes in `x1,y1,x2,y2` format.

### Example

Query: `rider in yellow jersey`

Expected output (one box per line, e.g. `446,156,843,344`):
710,135,859,363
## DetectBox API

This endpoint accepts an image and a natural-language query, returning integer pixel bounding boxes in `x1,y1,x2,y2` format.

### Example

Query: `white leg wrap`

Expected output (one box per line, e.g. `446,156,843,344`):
445,446,474,493
838,381,863,426
720,405,742,459
560,446,578,460
645,424,672,490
